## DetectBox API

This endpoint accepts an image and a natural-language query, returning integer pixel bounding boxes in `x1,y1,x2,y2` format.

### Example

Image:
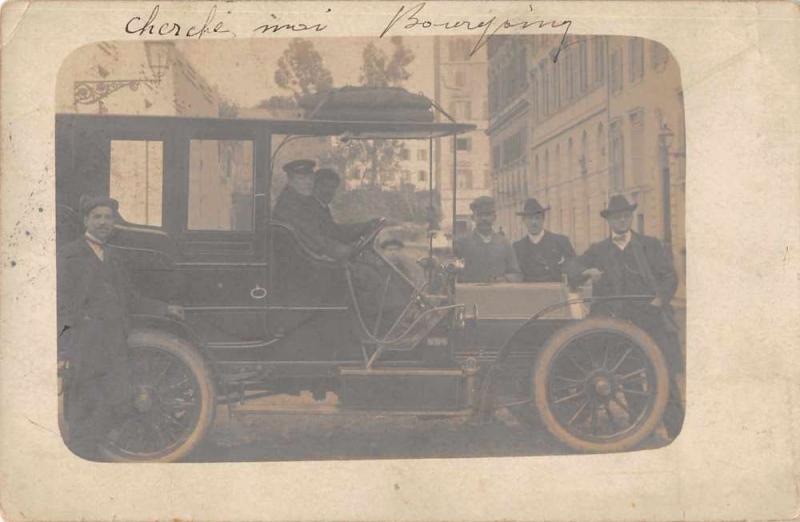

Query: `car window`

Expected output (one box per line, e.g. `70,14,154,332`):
110,140,164,227
187,139,254,231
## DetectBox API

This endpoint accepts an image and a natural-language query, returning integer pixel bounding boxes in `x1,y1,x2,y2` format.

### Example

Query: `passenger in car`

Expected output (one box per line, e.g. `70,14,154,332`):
312,167,380,244
454,196,522,283
513,198,576,282
272,159,353,261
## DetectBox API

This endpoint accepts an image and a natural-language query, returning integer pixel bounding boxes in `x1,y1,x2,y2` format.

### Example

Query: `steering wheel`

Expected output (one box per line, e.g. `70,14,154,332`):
350,217,387,257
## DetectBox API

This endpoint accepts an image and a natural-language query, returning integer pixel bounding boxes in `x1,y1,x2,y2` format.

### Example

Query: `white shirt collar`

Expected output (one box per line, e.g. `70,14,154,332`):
612,230,632,250
475,231,493,244
528,230,545,244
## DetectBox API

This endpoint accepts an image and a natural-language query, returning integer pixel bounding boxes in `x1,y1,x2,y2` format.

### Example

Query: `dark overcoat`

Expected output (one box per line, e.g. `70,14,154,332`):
513,231,576,282
57,237,166,457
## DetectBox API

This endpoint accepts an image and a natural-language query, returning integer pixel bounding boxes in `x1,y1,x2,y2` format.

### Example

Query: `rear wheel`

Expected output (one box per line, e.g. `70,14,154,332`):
99,330,216,462
533,317,669,453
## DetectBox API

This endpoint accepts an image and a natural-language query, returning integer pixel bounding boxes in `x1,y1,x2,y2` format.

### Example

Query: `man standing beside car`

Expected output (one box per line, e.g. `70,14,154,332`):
454,196,522,283
58,195,183,460
565,194,683,439
513,198,576,282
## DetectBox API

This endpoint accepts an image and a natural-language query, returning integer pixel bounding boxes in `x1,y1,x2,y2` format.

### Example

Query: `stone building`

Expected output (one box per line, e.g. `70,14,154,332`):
487,35,686,289
57,41,254,233
435,36,492,236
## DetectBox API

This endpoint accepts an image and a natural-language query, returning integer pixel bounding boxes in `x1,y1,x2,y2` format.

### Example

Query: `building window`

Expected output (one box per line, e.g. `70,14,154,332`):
542,65,551,115
110,140,164,227
629,38,644,83
565,50,575,101
449,38,472,61
454,70,466,87
609,122,624,191
611,49,623,93
579,39,588,93
553,59,561,109
597,122,606,158
593,37,605,85
400,148,410,161
533,155,540,190
417,149,428,161
451,100,472,120
651,41,669,70
581,130,589,176
530,70,539,121
456,137,472,151
492,144,502,170
629,109,644,186
418,170,427,182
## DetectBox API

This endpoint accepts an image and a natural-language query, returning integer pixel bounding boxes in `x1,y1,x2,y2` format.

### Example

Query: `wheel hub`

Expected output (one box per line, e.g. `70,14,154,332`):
586,372,615,399
133,386,154,412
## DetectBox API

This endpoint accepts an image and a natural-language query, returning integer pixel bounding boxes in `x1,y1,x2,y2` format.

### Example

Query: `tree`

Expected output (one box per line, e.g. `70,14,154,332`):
274,39,333,101
324,36,416,186
359,36,415,87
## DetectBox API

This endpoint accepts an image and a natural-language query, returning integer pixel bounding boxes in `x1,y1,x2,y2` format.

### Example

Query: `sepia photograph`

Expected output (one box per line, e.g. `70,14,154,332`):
55,33,686,463
2,1,799,520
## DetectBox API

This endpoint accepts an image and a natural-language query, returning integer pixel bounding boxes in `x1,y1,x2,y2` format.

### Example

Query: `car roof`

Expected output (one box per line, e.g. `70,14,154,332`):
55,113,476,140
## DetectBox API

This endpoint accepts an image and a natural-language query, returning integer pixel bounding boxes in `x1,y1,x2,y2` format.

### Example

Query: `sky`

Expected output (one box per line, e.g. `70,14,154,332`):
176,36,436,109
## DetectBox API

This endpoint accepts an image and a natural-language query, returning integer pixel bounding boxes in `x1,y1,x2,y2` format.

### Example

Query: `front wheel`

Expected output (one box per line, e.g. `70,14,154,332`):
533,317,669,453
99,330,216,462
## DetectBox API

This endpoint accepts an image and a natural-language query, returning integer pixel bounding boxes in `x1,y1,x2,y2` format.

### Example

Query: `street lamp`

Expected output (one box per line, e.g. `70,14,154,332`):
658,121,675,249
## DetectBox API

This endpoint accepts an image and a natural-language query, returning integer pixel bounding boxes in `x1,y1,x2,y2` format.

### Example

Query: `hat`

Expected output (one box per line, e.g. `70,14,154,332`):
469,196,496,214
516,198,550,216
314,168,341,184
283,159,316,177
80,194,118,217
600,194,638,218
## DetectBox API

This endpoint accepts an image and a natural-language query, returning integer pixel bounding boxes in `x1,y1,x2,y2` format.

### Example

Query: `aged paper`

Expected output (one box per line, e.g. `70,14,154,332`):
1,1,798,520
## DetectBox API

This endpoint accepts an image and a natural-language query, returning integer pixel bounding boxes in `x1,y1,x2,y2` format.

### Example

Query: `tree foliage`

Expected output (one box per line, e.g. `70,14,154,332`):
359,36,415,88
273,39,334,102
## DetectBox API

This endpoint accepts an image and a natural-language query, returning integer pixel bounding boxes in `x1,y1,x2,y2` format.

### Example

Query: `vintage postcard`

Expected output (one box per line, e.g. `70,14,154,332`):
0,1,798,521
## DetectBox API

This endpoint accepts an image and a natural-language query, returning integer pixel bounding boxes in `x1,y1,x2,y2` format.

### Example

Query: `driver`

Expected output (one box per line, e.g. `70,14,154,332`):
272,159,353,260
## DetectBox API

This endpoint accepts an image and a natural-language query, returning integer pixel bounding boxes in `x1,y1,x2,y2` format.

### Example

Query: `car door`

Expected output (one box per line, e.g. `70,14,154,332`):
168,118,273,354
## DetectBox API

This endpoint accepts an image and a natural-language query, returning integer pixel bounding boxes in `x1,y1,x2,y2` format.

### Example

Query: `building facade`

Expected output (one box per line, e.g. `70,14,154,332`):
487,35,686,291
435,36,492,236
57,42,255,233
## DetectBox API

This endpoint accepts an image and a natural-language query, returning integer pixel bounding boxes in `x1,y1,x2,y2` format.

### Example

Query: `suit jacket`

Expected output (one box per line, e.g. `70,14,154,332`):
513,231,576,282
454,231,522,283
272,187,350,259
565,232,677,315
314,199,371,244
57,237,167,372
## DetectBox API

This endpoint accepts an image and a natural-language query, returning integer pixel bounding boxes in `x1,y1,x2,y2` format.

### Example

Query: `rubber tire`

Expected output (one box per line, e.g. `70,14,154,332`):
99,329,216,463
533,317,669,453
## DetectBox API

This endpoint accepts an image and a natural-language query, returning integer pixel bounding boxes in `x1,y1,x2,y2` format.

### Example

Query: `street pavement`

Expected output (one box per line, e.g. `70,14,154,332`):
187,393,666,462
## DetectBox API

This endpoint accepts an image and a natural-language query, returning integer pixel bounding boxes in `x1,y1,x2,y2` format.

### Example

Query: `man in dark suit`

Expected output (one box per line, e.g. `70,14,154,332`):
312,167,379,244
565,194,683,439
273,159,354,261
513,198,576,282
58,195,182,460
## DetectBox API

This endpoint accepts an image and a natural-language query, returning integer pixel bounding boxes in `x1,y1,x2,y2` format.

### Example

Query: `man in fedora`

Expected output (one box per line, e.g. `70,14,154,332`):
513,198,576,282
58,195,182,459
565,194,683,439
454,196,522,283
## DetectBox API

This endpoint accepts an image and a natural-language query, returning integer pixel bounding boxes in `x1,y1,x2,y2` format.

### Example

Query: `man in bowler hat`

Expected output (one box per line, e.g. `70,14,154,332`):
454,196,522,283
58,195,182,459
565,194,683,439
513,198,576,282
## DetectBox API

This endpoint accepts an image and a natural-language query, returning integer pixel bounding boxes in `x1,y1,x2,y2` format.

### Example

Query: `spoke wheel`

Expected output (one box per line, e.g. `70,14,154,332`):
533,317,669,453
99,330,215,462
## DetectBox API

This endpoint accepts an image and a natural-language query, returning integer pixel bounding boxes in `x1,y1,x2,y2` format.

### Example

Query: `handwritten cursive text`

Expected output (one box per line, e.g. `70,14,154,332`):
380,2,572,61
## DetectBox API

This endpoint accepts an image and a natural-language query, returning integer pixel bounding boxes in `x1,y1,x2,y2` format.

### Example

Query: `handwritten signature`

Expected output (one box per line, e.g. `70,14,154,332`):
380,2,572,61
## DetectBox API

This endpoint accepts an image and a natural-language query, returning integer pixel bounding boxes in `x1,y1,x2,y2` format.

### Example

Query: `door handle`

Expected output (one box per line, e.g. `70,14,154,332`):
250,285,268,300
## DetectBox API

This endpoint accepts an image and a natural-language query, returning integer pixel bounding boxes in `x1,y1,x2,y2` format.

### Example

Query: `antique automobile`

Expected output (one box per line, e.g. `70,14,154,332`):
56,90,671,461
